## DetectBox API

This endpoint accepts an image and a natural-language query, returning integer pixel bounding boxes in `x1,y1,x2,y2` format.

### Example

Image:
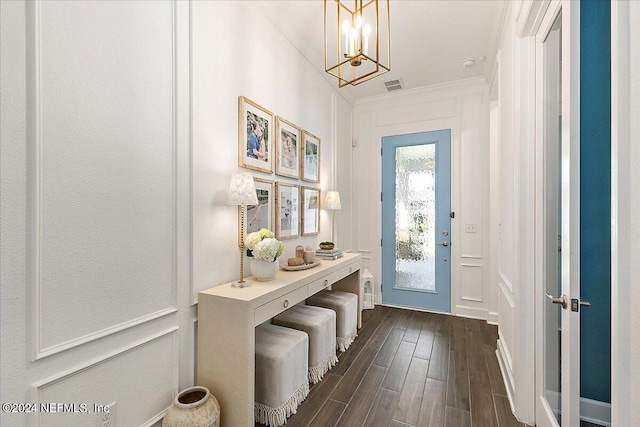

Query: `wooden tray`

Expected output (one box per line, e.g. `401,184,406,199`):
280,261,321,271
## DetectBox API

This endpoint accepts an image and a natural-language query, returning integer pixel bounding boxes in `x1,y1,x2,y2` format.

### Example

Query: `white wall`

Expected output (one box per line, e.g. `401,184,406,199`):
0,1,352,426
191,1,353,299
351,77,491,320
493,1,536,423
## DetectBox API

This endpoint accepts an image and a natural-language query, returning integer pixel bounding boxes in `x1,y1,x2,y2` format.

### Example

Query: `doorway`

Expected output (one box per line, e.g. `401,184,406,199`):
381,130,451,312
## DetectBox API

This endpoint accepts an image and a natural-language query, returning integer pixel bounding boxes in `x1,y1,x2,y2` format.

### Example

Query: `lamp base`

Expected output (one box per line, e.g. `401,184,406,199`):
232,281,250,288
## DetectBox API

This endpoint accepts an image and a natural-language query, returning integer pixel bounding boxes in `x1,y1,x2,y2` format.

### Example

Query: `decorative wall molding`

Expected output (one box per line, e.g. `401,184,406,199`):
33,327,179,426
460,263,483,302
498,269,514,295
193,318,198,381
516,0,551,38
29,0,180,360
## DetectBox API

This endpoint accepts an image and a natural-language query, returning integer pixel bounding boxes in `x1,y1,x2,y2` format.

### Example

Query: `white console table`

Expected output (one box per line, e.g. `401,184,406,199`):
197,253,362,427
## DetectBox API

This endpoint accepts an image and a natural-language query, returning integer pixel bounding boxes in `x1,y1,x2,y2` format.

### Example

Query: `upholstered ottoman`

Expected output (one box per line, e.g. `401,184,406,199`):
255,323,309,427
273,304,338,384
307,290,358,352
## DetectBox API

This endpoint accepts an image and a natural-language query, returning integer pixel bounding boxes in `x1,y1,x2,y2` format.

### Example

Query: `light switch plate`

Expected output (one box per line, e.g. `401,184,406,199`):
465,223,478,233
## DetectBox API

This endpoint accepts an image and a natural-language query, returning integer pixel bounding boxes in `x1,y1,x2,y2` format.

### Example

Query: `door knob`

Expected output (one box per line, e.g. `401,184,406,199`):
439,241,449,247
545,292,567,309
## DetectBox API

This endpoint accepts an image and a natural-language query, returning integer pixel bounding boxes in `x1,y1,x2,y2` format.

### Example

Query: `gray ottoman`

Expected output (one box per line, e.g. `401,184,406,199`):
255,323,309,427
307,290,358,352
273,304,338,384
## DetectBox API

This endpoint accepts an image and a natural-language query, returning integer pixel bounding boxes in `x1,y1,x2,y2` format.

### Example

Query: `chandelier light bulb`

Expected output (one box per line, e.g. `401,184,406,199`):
363,24,371,55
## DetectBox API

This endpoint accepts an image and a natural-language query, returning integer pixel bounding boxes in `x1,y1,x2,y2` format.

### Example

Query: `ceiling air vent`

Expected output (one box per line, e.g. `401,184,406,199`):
384,78,403,92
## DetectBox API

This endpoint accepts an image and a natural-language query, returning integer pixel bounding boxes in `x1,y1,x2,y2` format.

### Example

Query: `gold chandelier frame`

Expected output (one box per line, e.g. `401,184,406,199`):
324,0,390,87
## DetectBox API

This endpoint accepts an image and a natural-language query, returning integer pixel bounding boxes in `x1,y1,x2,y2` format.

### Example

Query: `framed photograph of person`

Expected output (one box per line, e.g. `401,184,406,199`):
238,178,274,245
275,182,300,240
275,117,301,179
238,96,274,173
301,130,320,183
301,187,320,236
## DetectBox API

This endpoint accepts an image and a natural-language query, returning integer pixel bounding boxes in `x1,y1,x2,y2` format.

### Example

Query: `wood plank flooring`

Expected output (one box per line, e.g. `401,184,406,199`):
256,306,529,427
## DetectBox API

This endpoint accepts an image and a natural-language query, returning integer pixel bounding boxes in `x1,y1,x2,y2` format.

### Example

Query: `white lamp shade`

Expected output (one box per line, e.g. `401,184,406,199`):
228,173,259,205
325,191,341,210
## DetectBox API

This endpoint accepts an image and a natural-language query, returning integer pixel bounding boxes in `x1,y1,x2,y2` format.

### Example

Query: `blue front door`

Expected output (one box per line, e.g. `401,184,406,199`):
381,130,451,312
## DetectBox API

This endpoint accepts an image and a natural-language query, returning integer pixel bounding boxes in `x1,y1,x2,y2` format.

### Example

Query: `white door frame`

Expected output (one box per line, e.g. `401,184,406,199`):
611,1,633,425
533,0,582,426
534,1,562,424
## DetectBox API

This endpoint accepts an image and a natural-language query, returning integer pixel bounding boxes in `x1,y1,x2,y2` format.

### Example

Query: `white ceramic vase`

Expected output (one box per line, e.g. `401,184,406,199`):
250,258,279,281
162,386,220,427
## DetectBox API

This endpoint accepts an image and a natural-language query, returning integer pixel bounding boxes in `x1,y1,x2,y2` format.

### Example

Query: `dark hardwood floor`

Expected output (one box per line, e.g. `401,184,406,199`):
257,306,528,427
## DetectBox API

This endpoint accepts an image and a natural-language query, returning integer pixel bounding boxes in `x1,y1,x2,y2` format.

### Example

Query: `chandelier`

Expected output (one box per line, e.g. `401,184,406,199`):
324,0,390,87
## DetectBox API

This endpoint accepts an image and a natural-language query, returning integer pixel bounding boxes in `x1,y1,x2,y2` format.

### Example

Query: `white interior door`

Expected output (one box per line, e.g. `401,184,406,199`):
535,1,582,426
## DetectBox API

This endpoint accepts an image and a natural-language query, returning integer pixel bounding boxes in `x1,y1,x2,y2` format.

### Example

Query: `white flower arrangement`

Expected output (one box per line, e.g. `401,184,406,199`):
245,228,284,262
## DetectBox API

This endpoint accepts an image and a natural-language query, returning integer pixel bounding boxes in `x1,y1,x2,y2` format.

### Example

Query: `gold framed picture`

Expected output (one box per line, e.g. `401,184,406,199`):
238,96,274,173
275,182,300,240
301,130,320,183
301,187,320,236
275,117,301,179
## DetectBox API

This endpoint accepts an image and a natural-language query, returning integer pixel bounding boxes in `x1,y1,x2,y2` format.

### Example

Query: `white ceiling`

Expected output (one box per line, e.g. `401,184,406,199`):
254,0,507,104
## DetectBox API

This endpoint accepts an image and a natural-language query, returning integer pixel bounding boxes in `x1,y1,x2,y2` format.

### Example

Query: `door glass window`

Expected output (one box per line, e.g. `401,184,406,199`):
394,144,436,291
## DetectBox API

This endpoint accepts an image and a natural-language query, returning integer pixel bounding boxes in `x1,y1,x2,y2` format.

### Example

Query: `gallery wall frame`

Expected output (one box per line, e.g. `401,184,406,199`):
301,130,321,183
238,96,274,173
238,178,274,245
301,187,320,236
275,117,301,179
275,182,300,240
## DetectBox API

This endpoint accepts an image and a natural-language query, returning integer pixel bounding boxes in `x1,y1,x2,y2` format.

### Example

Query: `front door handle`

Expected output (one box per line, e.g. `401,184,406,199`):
545,292,567,309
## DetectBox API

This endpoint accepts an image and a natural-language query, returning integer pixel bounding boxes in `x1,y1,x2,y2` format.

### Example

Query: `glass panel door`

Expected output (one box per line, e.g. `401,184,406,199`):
542,11,563,424
381,129,451,312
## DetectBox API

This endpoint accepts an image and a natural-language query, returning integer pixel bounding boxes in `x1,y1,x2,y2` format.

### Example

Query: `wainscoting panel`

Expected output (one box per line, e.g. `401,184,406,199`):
31,0,178,358
459,92,486,260
34,328,179,427
460,263,484,302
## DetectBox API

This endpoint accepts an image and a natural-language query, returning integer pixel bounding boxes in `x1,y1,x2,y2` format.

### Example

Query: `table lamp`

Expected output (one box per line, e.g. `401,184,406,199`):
228,173,259,287
324,191,341,245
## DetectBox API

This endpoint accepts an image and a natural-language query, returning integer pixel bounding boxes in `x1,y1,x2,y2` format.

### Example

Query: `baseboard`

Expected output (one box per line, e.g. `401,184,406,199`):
496,339,516,413
543,391,611,426
453,304,488,320
487,311,499,325
580,397,611,426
